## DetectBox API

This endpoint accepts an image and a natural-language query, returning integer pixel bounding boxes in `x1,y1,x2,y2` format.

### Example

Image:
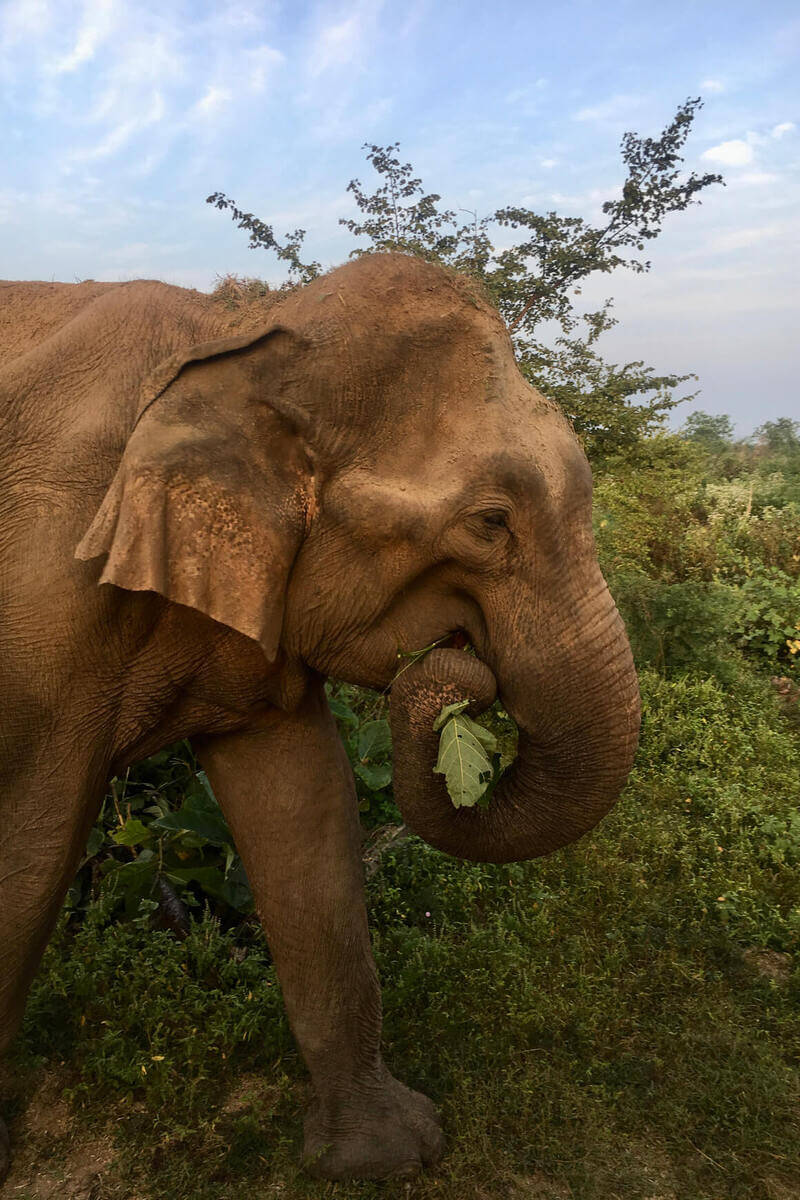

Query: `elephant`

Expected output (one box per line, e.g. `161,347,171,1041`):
0,252,640,1181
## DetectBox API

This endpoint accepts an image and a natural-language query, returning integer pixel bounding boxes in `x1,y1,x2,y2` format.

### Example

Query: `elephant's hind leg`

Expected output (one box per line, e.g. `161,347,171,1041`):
0,750,105,1182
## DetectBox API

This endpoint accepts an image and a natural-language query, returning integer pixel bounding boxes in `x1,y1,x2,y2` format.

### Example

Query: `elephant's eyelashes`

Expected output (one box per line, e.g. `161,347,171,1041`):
464,509,511,544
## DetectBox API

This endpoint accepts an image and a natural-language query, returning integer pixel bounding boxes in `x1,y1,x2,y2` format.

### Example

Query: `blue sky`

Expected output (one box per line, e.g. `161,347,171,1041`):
1,0,798,432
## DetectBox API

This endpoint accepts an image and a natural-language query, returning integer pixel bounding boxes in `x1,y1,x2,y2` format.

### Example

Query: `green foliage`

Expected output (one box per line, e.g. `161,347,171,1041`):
325,682,398,823
343,102,722,340
67,744,254,928
682,409,735,453
593,428,800,679
18,913,286,1113
525,328,695,460
609,572,800,678
754,416,800,457
433,700,497,808
205,192,321,285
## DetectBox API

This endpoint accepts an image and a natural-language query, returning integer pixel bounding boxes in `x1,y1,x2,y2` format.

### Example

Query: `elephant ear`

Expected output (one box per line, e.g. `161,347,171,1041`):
76,327,313,661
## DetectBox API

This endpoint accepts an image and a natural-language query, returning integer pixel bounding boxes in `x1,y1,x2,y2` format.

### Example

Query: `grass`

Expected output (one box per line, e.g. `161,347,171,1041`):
5,666,800,1199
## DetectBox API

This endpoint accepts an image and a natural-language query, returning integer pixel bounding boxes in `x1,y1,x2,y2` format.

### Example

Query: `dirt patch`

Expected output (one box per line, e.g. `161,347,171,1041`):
17,1074,71,1143
220,1072,285,1119
742,948,792,984
5,1134,116,1199
597,1137,680,1200
507,1171,573,1198
765,1179,800,1199
2,1071,116,1200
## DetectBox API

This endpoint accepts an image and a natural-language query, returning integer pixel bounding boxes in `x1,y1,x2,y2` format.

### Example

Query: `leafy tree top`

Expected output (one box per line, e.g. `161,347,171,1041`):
683,411,736,454
341,99,721,342
754,418,800,455
207,99,723,462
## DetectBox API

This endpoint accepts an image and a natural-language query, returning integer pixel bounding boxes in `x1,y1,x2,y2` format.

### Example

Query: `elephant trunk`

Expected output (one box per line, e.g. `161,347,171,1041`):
389,590,640,864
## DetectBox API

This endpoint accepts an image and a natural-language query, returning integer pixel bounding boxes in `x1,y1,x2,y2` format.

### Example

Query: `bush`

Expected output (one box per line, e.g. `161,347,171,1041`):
610,571,800,677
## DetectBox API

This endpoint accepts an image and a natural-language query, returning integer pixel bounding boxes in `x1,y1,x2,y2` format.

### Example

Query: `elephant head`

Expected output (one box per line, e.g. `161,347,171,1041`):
77,252,640,863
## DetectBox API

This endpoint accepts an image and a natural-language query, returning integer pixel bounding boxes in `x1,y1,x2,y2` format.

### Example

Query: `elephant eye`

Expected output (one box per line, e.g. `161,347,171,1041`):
482,510,509,530
473,509,510,539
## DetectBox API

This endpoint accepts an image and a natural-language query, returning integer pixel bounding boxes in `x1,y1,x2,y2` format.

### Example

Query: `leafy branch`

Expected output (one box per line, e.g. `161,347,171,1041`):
340,100,722,346
205,192,322,285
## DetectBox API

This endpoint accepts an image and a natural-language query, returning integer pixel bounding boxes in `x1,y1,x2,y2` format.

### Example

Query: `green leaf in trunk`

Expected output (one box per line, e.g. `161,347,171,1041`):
434,706,497,808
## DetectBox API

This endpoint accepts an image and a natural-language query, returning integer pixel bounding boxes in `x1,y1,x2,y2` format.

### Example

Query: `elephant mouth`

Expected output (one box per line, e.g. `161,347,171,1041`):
389,627,488,707
441,629,472,652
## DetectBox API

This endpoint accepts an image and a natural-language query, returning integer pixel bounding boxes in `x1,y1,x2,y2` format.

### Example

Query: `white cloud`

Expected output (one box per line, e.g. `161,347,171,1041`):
547,185,616,212
0,0,51,48
397,0,427,41
193,86,232,117
504,81,547,113
52,0,116,74
771,121,796,139
540,158,557,169
736,171,779,186
700,78,724,93
247,43,284,93
701,139,754,166
573,93,639,122
310,11,364,76
68,91,165,161
306,92,391,142
710,223,785,253
71,117,141,161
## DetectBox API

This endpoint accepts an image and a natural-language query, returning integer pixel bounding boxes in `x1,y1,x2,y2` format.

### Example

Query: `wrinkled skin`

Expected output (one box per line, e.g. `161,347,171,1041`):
0,254,640,1181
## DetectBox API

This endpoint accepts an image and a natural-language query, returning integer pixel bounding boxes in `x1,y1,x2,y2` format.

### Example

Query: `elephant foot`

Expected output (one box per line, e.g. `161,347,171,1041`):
0,1116,10,1183
302,1072,444,1180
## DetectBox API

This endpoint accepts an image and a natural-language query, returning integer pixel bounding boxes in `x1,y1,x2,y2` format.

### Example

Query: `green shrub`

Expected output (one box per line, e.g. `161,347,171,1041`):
611,571,800,677
19,911,288,1114
66,744,255,928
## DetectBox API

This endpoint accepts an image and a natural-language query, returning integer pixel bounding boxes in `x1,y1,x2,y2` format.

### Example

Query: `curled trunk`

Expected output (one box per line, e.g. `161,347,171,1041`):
389,609,640,863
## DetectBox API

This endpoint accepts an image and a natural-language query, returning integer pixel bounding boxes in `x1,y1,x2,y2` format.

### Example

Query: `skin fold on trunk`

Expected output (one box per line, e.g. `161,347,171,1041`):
389,615,641,864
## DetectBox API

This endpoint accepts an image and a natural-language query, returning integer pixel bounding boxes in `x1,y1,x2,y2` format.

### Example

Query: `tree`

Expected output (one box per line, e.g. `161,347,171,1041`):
208,98,723,462
682,411,735,454
753,418,800,456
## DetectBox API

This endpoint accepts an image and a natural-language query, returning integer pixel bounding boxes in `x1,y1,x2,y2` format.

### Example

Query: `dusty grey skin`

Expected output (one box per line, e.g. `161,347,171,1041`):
0,254,640,1181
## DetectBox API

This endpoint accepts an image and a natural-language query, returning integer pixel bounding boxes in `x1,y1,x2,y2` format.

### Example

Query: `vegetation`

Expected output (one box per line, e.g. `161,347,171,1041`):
6,109,800,1199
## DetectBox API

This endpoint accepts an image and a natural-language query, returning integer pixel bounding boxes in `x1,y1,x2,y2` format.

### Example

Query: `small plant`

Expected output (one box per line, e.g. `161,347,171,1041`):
68,743,254,928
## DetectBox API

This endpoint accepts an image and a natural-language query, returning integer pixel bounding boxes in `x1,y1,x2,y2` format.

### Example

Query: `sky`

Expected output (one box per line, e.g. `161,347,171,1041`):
1,0,798,433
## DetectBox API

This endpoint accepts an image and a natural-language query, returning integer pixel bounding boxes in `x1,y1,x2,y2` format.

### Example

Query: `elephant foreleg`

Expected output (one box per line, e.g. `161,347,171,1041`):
194,683,444,1181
